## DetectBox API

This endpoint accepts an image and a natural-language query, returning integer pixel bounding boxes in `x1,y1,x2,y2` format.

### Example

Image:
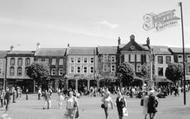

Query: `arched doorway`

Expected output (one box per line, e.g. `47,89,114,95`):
68,79,76,90
78,79,87,93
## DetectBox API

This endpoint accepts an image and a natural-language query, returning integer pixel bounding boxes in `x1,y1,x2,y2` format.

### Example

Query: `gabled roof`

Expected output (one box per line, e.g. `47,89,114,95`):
98,46,117,54
120,35,150,51
151,46,171,55
0,51,8,58
35,48,66,56
67,47,96,55
7,51,34,57
169,47,190,53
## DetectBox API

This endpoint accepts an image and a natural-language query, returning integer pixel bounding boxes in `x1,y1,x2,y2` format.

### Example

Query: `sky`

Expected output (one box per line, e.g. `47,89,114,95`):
0,0,190,50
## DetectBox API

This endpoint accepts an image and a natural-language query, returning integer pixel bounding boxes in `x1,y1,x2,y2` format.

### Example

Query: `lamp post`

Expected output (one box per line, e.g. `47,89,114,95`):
179,2,186,105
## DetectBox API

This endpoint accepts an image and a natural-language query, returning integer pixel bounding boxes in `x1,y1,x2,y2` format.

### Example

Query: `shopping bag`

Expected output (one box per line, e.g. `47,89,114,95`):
123,107,128,116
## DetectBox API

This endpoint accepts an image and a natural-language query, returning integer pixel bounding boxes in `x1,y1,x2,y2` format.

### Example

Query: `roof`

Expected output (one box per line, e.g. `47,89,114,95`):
98,46,117,54
35,48,66,56
0,51,8,58
7,51,34,57
67,47,96,55
151,46,171,55
169,47,190,53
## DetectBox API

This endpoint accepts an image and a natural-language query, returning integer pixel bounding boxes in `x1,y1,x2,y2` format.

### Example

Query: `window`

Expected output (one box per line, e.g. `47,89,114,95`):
188,66,190,73
158,67,163,76
51,68,56,75
84,67,87,73
59,58,63,65
59,68,64,76
10,58,15,65
103,64,108,72
91,58,94,63
41,58,45,62
45,58,49,64
187,56,190,62
84,58,87,63
178,55,183,62
10,67,14,76
103,55,108,62
71,66,74,73
77,67,81,73
17,58,23,66
111,56,116,62
166,56,171,64
136,64,141,72
124,54,129,62
17,67,22,76
136,54,141,62
90,67,94,73
158,56,163,64
77,58,81,63
111,64,116,72
25,58,30,66
0,68,1,74
70,57,74,63
51,58,56,65
130,54,135,62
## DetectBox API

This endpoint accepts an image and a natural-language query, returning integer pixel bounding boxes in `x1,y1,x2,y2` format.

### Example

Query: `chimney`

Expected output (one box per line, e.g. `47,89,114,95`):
36,42,40,50
146,37,150,46
10,45,14,51
118,37,121,46
130,34,135,42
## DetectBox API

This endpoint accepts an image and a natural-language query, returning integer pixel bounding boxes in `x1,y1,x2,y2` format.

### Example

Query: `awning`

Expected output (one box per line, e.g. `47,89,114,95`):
155,78,173,83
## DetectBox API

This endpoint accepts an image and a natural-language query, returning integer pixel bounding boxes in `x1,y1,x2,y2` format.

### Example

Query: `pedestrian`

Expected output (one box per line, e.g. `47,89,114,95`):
101,89,113,119
38,87,42,100
43,90,51,109
12,87,16,103
57,89,64,109
147,90,158,119
4,88,12,111
141,91,149,119
65,91,79,119
0,89,5,108
116,91,127,119
26,89,29,100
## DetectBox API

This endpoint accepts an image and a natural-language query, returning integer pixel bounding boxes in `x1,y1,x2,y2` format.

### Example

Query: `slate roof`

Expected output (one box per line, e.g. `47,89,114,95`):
35,48,66,56
151,46,171,55
0,51,8,58
7,51,34,56
169,47,190,53
67,47,96,55
97,46,117,54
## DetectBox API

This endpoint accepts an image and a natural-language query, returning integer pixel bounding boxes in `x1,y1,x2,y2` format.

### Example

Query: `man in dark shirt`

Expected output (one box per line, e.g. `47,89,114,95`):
4,88,12,111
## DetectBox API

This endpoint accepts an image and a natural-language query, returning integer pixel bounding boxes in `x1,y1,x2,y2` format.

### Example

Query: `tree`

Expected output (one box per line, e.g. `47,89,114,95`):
165,63,183,85
26,62,50,90
117,62,135,87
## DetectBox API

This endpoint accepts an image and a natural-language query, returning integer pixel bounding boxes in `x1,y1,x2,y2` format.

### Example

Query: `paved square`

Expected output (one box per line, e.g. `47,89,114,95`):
1,92,190,119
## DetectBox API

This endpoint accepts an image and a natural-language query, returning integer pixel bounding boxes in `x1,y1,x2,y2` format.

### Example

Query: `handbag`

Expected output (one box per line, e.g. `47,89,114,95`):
101,104,105,108
123,107,128,116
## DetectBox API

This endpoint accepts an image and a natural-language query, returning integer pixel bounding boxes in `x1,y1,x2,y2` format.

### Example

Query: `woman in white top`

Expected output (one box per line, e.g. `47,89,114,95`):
65,91,78,119
142,91,149,119
101,88,113,119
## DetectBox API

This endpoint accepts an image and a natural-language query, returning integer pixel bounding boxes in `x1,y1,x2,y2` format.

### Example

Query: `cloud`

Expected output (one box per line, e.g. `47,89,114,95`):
97,20,119,29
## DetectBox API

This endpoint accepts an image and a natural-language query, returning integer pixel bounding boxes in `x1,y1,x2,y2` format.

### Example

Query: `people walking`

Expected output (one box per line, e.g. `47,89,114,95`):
147,90,158,119
38,88,42,100
0,89,5,108
26,89,29,100
57,89,64,109
141,91,149,119
101,88,113,119
4,88,12,111
116,91,127,119
12,87,16,103
43,90,51,109
65,91,79,119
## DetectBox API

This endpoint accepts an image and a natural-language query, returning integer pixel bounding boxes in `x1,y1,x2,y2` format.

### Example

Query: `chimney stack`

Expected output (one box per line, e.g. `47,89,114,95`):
130,34,135,42
146,37,150,46
36,42,40,50
10,45,14,51
118,37,121,46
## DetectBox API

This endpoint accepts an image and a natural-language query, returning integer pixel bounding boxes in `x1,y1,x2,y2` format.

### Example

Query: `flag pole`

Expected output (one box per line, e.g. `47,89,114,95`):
179,2,186,105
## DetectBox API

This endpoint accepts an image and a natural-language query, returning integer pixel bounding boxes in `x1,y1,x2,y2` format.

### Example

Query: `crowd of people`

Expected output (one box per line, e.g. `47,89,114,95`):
0,83,190,119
